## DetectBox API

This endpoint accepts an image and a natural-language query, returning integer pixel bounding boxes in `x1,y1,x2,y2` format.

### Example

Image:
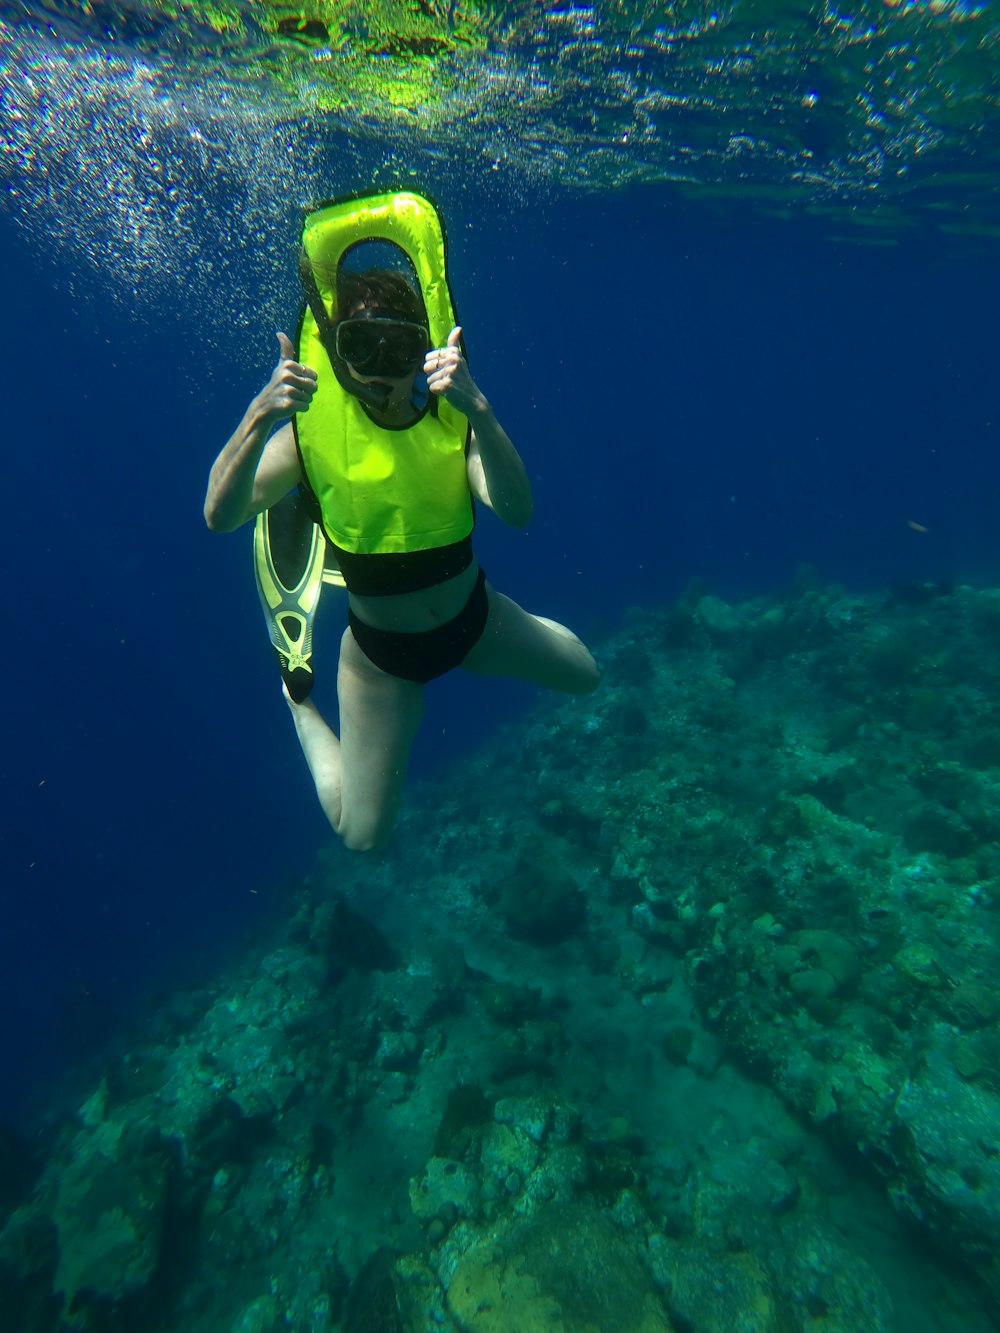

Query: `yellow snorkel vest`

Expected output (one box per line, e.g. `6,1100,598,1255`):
294,190,473,556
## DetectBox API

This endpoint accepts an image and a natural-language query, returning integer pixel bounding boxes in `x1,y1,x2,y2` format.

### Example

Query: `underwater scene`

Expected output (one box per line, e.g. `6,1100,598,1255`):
2,1,1000,1330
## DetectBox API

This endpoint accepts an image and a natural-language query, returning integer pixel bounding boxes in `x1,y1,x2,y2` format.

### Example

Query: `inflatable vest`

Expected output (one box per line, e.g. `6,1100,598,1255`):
294,190,473,555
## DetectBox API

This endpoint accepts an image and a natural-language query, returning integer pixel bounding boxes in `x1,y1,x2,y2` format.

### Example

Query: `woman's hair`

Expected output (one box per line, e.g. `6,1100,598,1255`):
336,267,427,325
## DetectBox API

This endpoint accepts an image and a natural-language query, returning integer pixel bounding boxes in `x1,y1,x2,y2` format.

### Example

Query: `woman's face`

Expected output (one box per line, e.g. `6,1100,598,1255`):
334,305,429,420
340,303,427,392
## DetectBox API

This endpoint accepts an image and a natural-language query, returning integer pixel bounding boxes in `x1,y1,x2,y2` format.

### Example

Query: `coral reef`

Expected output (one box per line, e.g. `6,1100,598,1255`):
4,578,1000,1331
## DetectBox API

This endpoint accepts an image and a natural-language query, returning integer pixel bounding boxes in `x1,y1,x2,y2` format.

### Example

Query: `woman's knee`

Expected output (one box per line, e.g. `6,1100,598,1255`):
566,649,602,694
582,654,603,693
337,808,397,854
309,766,392,851
342,828,392,854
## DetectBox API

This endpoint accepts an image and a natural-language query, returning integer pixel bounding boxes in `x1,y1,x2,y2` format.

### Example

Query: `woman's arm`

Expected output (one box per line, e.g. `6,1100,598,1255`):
204,334,315,532
465,411,534,529
426,326,534,529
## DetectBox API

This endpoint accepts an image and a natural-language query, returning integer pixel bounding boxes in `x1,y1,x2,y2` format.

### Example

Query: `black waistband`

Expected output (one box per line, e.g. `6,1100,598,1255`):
330,534,475,596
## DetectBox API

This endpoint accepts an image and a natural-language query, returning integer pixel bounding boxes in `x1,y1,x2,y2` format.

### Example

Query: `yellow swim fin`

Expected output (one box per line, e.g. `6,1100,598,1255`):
253,494,338,702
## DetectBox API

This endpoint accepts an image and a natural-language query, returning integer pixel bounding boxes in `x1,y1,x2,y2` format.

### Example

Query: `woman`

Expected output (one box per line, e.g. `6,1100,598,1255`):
205,241,599,852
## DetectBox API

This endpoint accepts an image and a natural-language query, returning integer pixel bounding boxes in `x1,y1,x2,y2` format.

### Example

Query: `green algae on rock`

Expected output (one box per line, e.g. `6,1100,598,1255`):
444,1202,673,1333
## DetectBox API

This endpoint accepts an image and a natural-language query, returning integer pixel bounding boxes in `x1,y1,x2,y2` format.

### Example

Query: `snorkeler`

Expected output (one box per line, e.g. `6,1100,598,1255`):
204,190,600,852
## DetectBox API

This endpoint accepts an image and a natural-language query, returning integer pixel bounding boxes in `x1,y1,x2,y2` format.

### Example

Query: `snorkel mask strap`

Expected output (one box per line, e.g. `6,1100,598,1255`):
297,250,391,413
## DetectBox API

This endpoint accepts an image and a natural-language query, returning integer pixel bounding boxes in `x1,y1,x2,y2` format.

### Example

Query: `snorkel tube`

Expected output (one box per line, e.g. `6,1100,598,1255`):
297,250,393,413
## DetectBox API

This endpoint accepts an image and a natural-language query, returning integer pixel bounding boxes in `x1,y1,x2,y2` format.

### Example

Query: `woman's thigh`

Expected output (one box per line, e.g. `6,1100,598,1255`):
461,583,600,694
336,628,425,851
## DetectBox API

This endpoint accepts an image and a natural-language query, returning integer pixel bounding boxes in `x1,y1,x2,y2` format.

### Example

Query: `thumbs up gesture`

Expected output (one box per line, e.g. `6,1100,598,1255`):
424,326,486,417
258,332,318,422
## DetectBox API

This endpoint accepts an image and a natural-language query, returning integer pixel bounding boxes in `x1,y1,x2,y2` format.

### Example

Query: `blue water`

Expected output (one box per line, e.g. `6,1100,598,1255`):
2,186,998,1126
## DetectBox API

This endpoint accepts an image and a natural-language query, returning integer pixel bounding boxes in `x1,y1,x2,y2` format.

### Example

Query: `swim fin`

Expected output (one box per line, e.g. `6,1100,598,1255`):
253,493,343,702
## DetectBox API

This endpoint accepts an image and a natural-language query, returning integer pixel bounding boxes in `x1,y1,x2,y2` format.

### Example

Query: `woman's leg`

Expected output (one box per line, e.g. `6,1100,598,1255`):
461,583,601,693
286,627,425,852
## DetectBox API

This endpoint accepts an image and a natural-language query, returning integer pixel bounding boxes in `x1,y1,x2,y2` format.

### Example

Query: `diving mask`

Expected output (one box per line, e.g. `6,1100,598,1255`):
335,316,429,378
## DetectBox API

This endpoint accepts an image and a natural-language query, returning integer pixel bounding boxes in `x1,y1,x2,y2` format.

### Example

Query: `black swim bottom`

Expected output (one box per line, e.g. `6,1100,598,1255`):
348,567,489,683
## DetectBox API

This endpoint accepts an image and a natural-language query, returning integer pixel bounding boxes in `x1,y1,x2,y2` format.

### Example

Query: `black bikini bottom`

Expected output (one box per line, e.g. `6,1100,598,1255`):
348,567,489,684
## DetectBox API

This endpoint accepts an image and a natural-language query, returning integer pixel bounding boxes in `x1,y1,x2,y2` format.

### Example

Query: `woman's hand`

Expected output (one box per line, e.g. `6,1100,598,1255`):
257,332,318,422
424,326,487,418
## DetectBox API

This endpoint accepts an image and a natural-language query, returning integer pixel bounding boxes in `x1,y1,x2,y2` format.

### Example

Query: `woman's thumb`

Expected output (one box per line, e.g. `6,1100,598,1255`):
276,331,295,361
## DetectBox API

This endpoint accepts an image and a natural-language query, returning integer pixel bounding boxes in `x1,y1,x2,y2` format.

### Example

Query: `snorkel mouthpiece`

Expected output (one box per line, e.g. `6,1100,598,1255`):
329,353,394,412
